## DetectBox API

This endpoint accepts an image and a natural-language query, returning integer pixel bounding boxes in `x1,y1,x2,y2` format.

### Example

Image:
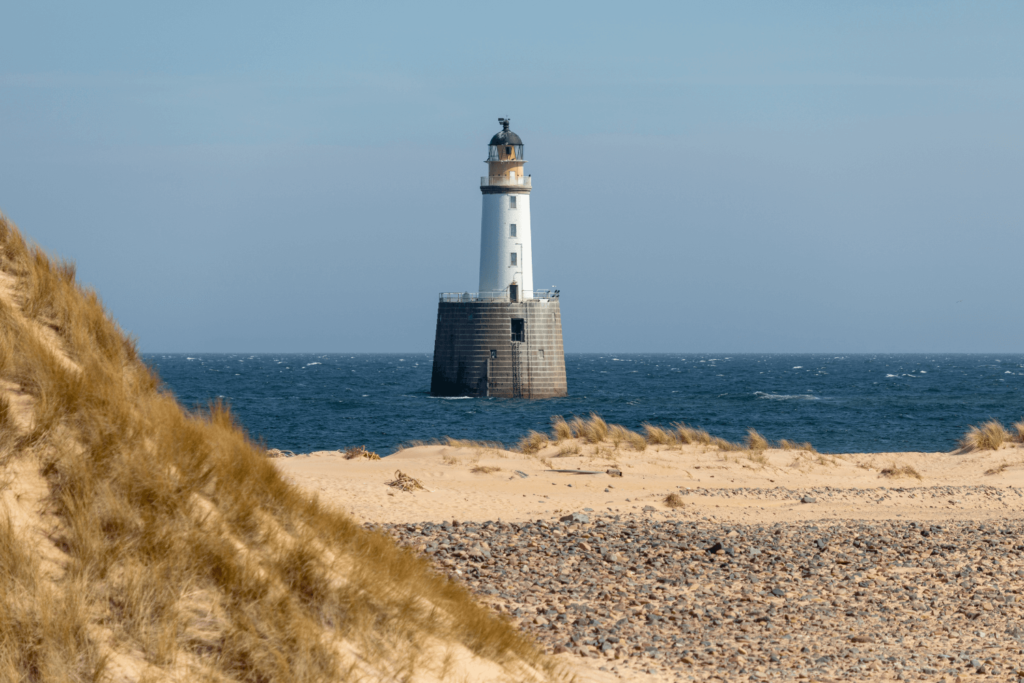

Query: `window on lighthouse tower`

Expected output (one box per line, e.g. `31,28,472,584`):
509,196,516,209
510,224,517,237
510,252,517,266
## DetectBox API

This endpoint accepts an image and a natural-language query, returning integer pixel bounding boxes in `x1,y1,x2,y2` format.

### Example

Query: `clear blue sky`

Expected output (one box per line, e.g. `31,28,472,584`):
1,2,1021,352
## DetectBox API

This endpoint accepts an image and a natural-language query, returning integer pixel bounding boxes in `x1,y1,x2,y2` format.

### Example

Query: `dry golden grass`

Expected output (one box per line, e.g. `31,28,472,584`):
625,431,647,452
879,463,922,480
959,420,1008,452
713,437,744,452
343,445,380,460
443,436,504,450
0,517,105,682
1013,421,1024,443
984,461,1011,476
745,450,769,466
607,424,629,448
0,214,554,683
663,492,685,509
562,414,606,444
470,465,501,474
642,423,675,446
556,442,581,457
550,416,572,442
586,413,608,442
522,413,806,460
746,429,769,452
672,422,713,446
517,430,549,455
778,439,817,453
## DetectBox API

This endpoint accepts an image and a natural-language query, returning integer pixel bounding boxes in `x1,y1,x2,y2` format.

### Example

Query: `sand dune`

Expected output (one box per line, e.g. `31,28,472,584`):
0,214,560,683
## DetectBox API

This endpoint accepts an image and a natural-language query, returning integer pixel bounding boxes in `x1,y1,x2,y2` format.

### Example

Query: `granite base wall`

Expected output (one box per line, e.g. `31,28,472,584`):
430,300,567,399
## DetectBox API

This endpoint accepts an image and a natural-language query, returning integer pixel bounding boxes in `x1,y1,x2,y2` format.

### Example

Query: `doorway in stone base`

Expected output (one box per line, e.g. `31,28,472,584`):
510,318,525,343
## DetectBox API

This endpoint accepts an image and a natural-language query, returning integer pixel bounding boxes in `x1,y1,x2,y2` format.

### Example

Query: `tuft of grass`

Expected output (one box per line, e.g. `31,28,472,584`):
567,416,588,440
585,413,608,443
672,423,713,446
556,442,581,457
626,431,647,452
745,450,769,466
1013,420,1024,443
517,430,549,455
879,463,922,480
642,423,675,446
470,465,501,474
443,436,504,450
713,437,744,452
663,492,685,509
959,420,1008,452
564,414,607,443
343,445,380,460
778,439,817,453
746,429,769,452
607,424,629,448
984,461,1010,476
550,416,572,442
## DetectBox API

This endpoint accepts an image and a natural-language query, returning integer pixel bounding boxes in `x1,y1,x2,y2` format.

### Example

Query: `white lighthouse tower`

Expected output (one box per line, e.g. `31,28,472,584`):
430,117,566,399
479,118,533,301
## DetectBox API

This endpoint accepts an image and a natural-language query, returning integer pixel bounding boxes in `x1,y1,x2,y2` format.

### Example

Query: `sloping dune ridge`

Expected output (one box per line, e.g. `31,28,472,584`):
0,213,564,683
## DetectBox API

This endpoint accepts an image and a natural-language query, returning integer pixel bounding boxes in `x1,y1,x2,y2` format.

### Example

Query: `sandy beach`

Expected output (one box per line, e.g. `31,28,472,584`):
275,439,1024,682
276,440,1024,526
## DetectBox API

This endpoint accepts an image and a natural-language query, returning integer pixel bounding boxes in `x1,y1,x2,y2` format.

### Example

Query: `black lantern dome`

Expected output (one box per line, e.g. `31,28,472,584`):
487,118,524,162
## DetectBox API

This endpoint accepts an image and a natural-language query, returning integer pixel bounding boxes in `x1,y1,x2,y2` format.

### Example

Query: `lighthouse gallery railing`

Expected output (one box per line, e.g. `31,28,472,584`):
438,289,559,303
480,175,532,187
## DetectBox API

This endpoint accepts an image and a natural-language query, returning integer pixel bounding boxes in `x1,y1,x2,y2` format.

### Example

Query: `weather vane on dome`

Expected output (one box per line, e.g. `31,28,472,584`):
498,117,510,130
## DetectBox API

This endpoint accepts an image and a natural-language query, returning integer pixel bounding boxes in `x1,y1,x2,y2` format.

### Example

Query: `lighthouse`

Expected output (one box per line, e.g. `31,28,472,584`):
479,118,533,301
430,118,567,398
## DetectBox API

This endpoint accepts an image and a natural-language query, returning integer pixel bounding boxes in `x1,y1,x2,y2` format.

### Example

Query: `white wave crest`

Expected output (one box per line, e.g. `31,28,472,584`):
754,391,820,401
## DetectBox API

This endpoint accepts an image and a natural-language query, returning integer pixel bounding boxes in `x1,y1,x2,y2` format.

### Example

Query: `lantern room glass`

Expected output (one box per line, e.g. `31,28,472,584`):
487,144,524,162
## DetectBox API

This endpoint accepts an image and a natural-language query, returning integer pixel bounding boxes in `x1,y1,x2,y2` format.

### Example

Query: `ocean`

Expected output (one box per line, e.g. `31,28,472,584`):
143,353,1024,456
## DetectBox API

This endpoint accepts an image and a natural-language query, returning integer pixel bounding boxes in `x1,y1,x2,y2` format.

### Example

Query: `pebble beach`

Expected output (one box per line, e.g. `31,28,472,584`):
381,513,1024,681
275,439,1024,682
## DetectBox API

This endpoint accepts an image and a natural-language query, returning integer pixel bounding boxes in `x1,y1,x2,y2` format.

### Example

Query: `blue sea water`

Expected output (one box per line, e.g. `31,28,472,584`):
143,354,1024,456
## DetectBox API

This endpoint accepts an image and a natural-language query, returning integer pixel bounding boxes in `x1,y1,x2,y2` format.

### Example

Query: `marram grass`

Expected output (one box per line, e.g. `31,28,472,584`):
0,213,556,683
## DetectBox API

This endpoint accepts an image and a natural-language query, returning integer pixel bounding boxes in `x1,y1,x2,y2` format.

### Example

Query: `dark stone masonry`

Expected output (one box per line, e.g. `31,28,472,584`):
430,299,567,398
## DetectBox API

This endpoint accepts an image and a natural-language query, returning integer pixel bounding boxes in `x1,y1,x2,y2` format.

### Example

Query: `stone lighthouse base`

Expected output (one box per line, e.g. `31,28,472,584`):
430,299,567,398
